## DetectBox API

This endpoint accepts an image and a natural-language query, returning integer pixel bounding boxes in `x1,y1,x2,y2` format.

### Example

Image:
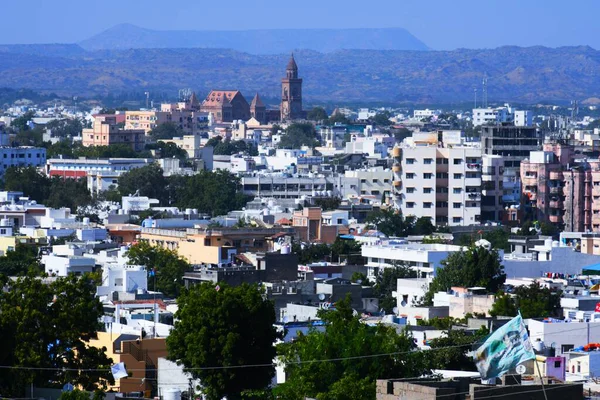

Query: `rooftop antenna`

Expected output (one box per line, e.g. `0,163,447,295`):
482,73,488,108
144,92,150,109
179,88,192,102
474,88,478,109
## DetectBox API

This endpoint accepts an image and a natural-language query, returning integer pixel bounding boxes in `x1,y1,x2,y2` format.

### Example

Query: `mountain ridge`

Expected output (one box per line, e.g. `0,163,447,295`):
0,46,599,103
77,23,430,53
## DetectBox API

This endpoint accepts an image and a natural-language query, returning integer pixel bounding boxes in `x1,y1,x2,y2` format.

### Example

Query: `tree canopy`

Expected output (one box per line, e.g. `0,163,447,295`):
278,123,320,149
206,136,258,156
117,163,169,201
149,121,184,140
275,295,428,400
365,209,432,237
3,166,92,212
167,282,279,400
46,118,84,138
374,266,417,313
307,107,328,122
0,274,114,396
423,245,505,305
369,111,392,126
126,241,191,298
490,283,562,319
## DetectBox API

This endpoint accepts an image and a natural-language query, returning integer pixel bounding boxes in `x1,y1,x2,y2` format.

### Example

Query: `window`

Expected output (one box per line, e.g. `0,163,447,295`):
0,229,5,235
424,158,433,164
453,173,463,179
406,202,415,208
453,188,462,194
554,360,561,368
466,172,479,178
372,179,379,183
423,188,433,193
406,173,415,179
204,238,211,246
453,159,462,165
423,202,433,208
383,179,390,183
466,202,477,208
436,187,448,193
436,158,449,164
437,201,448,208
406,187,416,193
436,172,448,179
406,158,416,164
453,203,461,209
424,173,433,179
453,217,462,223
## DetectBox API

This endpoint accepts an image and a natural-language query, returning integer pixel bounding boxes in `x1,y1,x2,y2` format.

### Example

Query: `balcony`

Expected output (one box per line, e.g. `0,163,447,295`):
549,215,563,224
549,199,563,209
549,186,562,195
549,171,564,180
466,163,481,170
467,192,482,201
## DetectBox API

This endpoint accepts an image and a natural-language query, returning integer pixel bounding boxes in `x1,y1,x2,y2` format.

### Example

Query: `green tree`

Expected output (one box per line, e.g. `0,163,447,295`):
278,123,320,149
330,237,362,263
540,221,559,238
117,163,169,203
172,169,248,216
393,127,412,142
327,112,350,125
46,118,83,138
46,176,93,212
369,112,392,126
313,197,341,211
413,217,435,235
10,110,35,132
307,107,328,122
424,246,505,305
126,241,191,298
152,141,189,161
0,245,42,276
59,389,93,400
275,295,427,400
0,274,114,396
375,265,417,313
4,166,52,203
365,208,416,237
490,283,561,319
149,122,184,140
427,328,489,371
167,282,279,400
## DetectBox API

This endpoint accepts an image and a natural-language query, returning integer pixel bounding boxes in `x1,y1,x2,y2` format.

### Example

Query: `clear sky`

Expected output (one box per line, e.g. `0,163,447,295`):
1,0,598,50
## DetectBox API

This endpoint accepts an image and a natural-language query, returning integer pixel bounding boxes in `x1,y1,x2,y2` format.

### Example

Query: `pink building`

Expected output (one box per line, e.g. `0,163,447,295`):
82,115,145,151
521,142,600,232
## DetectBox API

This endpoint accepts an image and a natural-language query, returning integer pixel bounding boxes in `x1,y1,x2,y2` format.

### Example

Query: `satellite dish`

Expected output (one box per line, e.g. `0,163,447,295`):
62,383,74,392
393,307,399,314
516,364,526,375
318,293,326,301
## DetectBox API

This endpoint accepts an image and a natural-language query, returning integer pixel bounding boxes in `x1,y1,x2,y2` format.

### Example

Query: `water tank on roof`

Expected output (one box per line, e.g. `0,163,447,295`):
82,217,90,225
281,244,291,254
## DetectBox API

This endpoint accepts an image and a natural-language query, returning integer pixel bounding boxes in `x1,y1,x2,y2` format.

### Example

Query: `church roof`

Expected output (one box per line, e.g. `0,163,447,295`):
250,93,265,108
202,90,240,106
286,54,298,71
189,92,200,108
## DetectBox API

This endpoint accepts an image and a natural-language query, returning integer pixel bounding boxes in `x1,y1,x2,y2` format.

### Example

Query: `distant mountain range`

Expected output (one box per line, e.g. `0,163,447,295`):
0,44,600,104
77,24,430,53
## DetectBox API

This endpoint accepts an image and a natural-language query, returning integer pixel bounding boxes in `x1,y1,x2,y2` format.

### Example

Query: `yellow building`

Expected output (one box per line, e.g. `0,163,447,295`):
88,331,167,395
139,227,289,265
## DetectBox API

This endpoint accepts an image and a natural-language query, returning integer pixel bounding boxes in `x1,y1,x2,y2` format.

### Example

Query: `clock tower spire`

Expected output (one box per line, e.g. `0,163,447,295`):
280,53,303,121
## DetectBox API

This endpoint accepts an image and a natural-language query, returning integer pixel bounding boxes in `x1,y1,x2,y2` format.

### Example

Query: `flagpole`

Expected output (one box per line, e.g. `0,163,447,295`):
534,357,548,400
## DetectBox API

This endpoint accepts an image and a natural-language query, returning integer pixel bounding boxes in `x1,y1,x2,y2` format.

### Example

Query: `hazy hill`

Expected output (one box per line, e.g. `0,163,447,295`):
0,46,599,103
78,24,430,53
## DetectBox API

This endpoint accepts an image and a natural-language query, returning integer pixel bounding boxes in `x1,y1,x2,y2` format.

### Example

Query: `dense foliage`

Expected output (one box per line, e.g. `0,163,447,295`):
0,274,114,396
423,245,505,305
278,123,320,149
307,107,328,122
0,245,42,276
374,266,417,313
126,241,191,298
46,141,150,159
490,283,562,319
167,282,279,400
205,136,258,156
149,121,184,140
365,208,434,237
3,166,92,212
276,295,428,400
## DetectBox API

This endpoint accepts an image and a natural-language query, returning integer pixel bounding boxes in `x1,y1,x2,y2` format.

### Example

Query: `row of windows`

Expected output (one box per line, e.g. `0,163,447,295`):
406,187,465,194
405,202,478,209
1,153,43,159
405,172,480,179
405,158,481,165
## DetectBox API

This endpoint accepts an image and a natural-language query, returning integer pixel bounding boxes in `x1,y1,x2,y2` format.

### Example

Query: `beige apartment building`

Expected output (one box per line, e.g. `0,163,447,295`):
82,115,146,151
393,131,482,226
124,110,169,134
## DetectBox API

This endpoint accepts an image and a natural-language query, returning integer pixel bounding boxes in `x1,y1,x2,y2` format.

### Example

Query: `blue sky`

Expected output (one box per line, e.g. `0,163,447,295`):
2,0,598,50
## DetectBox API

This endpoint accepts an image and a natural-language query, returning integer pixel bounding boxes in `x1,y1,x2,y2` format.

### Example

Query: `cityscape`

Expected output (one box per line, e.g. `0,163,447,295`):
2,1,600,400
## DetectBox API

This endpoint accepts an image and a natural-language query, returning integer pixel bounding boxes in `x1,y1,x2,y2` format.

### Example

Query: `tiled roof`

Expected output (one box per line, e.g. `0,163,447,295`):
203,90,239,106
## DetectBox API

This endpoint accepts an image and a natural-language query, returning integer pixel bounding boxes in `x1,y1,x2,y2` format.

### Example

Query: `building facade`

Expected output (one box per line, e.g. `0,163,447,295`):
280,54,303,121
83,115,146,151
201,90,250,123
0,147,46,177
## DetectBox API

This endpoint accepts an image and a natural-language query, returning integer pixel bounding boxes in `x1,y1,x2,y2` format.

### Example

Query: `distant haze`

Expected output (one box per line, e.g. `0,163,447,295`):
0,0,599,50
78,24,429,53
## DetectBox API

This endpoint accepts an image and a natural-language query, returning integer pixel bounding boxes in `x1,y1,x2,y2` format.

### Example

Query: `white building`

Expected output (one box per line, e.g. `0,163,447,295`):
42,254,96,276
361,241,464,281
413,109,441,120
96,264,148,299
514,110,533,127
396,138,482,226
528,318,600,355
472,107,510,127
46,157,152,178
0,147,46,177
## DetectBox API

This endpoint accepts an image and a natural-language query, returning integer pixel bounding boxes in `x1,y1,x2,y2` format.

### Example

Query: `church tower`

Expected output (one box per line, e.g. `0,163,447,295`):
280,54,303,121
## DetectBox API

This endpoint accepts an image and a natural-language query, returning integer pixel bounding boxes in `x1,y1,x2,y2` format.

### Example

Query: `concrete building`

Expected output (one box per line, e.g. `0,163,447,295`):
472,106,510,126
433,287,496,318
481,124,541,173
124,110,169,134
361,241,464,281
520,142,600,232
413,109,441,120
46,157,152,179
393,133,482,226
0,146,46,177
82,115,146,151
514,110,533,127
